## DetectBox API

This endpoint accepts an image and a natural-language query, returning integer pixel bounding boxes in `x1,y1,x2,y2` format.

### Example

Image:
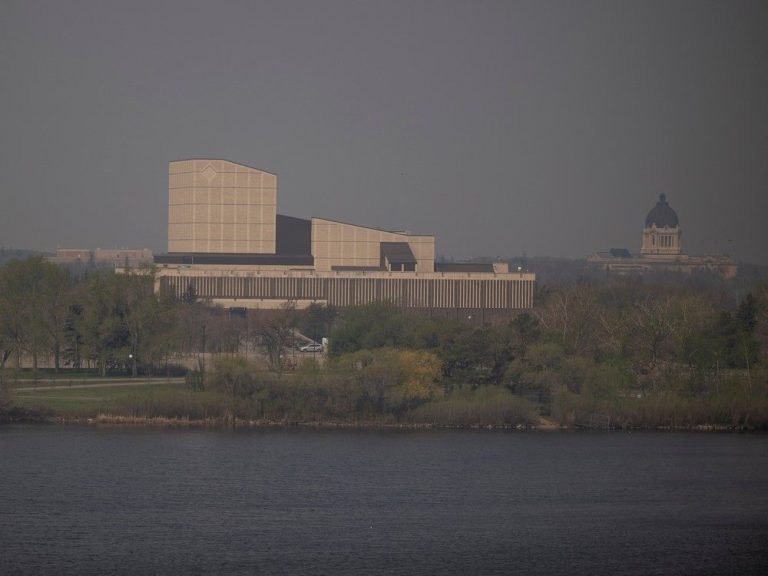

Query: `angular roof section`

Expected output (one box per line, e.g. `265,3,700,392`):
169,159,277,176
311,216,433,237
381,242,417,264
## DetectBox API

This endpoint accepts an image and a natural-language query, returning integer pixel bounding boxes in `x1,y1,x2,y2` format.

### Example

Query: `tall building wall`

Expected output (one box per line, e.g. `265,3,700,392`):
404,235,435,272
311,218,435,272
168,159,277,254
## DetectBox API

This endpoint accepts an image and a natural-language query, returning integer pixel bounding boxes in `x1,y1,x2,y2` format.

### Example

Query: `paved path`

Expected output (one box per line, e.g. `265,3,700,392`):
12,378,186,392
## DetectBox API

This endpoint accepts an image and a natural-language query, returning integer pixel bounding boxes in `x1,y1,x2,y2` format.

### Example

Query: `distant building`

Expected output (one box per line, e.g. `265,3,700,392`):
151,159,535,315
49,249,92,265
49,248,153,268
588,194,737,278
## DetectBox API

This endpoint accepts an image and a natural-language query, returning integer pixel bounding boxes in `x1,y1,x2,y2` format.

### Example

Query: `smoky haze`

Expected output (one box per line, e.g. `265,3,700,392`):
1,0,766,264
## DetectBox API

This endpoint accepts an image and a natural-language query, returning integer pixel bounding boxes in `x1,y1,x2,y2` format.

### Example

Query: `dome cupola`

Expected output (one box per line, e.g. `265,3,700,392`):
645,193,679,228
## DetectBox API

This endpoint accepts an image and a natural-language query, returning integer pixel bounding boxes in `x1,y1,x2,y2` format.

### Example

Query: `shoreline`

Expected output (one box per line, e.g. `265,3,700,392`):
1,412,759,432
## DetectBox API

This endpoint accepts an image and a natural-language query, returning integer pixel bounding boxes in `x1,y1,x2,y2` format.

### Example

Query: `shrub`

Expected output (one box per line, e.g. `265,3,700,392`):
332,348,443,415
205,357,262,398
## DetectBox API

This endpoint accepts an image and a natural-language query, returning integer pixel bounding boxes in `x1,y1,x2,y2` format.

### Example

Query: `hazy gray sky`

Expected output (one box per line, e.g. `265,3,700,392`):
1,0,767,263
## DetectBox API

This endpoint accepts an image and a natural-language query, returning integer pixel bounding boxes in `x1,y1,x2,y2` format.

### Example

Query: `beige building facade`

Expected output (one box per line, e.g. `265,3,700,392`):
311,217,435,272
168,159,277,254
154,159,535,313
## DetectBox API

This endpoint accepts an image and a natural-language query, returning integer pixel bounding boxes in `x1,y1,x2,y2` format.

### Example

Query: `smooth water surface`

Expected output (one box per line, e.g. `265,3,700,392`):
1,425,767,575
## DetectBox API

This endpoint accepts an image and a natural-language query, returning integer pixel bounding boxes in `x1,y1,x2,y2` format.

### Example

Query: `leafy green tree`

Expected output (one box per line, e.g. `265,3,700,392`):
22,258,49,373
300,302,336,342
40,262,71,372
124,272,180,376
77,271,130,375
65,269,180,376
145,288,182,375
505,341,567,405
0,260,27,369
0,257,70,373
62,302,85,369
388,349,443,411
329,302,414,355
510,313,540,356
333,348,443,415
123,270,158,376
435,324,494,389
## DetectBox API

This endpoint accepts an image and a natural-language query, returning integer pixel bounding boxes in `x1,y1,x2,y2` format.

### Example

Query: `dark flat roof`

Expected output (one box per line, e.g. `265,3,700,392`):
331,265,384,271
435,262,494,273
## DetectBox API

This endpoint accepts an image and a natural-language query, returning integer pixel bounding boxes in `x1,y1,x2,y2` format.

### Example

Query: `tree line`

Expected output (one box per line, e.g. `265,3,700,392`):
191,274,767,428
0,257,260,377
2,255,767,427
318,277,767,426
0,256,333,378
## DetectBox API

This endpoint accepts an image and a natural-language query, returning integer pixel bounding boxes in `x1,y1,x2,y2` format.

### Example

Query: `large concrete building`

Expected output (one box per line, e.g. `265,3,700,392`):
154,159,535,315
588,194,737,278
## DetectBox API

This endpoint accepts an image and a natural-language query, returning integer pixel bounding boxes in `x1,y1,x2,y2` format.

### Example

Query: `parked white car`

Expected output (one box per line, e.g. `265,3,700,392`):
299,343,323,353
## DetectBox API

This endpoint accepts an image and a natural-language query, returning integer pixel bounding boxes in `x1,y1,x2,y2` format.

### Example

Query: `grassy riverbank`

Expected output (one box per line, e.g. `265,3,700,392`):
4,370,767,430
8,381,187,418
6,379,538,427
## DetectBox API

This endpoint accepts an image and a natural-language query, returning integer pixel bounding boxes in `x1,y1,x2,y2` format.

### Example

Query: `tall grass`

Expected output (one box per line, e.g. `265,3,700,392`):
407,386,536,427
553,383,768,429
113,389,225,420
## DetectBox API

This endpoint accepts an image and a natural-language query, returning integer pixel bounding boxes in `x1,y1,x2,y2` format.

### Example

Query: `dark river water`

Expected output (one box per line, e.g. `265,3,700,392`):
1,425,767,576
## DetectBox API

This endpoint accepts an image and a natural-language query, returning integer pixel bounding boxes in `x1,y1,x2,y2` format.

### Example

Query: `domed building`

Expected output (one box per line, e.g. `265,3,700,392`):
588,194,736,278
641,193,682,257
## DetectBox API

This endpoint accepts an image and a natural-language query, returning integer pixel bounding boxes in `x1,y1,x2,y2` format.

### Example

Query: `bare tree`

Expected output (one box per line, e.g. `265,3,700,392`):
259,301,296,374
